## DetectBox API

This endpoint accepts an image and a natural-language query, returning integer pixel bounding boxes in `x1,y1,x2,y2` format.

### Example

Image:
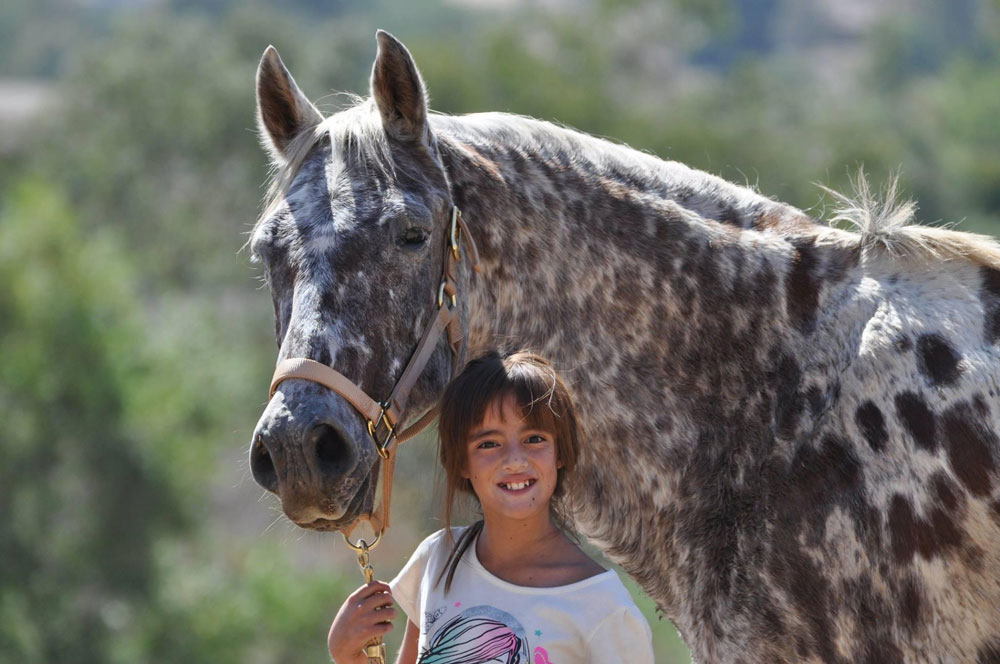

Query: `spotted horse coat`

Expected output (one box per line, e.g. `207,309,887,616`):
247,31,1000,663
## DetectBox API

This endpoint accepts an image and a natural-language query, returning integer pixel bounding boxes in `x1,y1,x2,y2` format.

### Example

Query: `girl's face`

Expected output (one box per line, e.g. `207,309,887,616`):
461,395,562,524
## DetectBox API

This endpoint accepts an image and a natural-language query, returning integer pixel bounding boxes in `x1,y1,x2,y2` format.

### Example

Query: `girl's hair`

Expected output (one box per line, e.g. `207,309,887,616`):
435,350,582,592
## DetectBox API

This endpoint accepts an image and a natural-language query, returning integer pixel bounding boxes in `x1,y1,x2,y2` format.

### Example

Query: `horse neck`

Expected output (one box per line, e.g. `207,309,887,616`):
435,114,827,379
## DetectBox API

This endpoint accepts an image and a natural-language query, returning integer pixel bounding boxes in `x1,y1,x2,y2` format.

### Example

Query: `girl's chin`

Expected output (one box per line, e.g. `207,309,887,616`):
482,500,552,524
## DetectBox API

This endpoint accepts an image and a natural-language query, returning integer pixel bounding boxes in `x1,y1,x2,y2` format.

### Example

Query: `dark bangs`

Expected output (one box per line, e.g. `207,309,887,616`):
438,351,579,478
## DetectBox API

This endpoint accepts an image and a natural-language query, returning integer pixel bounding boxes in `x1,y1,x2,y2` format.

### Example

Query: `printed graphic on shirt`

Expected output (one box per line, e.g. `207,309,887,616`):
424,606,447,628
418,605,531,664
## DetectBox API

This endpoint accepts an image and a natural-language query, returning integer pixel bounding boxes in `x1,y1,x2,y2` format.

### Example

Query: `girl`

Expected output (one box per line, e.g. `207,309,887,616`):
328,351,654,664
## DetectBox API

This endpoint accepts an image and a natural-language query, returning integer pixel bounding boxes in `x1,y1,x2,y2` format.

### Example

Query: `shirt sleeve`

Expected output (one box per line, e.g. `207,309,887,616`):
388,530,442,624
585,605,655,664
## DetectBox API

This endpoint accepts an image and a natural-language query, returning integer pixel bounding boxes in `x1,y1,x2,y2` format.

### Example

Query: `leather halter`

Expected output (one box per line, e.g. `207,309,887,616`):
268,206,480,542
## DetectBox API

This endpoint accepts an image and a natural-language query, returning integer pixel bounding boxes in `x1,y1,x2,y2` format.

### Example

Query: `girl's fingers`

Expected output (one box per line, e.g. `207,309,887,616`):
348,581,392,602
353,603,396,629
357,590,395,614
372,620,395,635
349,611,395,643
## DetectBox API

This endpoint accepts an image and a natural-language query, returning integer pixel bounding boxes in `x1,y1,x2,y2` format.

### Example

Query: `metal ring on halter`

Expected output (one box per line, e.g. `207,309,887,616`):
342,529,383,554
449,207,462,262
366,405,395,459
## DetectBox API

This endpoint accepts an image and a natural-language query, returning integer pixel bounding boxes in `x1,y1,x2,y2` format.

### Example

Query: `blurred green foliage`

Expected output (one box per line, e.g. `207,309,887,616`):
2,0,999,662
0,180,184,662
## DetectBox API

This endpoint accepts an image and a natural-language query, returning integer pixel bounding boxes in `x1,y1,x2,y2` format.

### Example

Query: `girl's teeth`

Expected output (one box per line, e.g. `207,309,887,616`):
504,480,531,490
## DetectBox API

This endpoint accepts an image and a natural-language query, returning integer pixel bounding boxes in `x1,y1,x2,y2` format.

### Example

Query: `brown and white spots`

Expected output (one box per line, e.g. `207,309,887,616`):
979,639,1000,664
887,492,965,564
917,333,964,387
855,401,888,453
895,392,937,453
980,266,1000,345
942,402,998,497
785,239,821,332
898,574,924,635
931,471,963,513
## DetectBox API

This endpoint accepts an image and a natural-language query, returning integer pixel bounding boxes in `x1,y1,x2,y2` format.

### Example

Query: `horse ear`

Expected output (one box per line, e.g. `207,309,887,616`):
370,30,430,144
256,46,323,161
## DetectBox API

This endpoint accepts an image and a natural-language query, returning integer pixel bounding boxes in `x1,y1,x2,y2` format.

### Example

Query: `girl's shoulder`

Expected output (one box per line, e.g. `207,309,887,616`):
406,525,472,574
415,526,466,554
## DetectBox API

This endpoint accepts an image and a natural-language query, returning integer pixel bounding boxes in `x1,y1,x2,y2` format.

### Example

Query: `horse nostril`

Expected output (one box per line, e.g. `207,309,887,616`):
250,435,278,493
311,423,354,474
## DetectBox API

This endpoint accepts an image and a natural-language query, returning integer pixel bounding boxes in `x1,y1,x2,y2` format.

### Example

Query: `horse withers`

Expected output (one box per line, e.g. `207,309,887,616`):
248,31,1000,663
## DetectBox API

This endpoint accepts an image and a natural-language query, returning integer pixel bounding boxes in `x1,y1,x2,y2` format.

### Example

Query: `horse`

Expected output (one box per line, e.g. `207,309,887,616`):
247,31,1000,663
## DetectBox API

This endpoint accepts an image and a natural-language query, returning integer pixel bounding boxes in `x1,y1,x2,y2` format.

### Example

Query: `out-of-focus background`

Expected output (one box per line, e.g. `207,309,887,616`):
2,0,999,662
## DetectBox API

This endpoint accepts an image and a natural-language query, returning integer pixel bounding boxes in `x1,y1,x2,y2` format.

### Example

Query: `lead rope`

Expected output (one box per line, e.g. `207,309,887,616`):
355,540,387,664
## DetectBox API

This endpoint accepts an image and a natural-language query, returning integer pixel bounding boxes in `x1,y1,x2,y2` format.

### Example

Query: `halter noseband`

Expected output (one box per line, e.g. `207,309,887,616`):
267,206,480,542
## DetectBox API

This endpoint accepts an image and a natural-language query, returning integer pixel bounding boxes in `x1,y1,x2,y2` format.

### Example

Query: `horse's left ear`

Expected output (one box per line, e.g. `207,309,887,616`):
371,30,430,144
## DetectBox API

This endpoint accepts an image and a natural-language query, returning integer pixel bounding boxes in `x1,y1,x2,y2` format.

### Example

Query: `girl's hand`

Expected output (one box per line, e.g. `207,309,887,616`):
327,581,397,664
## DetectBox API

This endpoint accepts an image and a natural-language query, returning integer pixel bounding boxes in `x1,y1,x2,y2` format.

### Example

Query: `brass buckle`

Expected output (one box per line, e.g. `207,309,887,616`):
366,404,395,459
449,207,462,262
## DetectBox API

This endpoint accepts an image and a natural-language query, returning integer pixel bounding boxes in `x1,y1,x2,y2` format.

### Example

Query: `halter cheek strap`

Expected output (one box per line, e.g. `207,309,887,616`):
267,206,480,540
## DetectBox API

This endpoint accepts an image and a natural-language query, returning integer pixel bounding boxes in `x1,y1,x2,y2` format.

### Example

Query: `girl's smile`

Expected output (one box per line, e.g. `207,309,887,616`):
498,479,535,492
463,396,562,523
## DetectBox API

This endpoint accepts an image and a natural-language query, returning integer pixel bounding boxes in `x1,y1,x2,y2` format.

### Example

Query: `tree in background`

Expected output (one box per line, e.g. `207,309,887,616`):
0,180,185,663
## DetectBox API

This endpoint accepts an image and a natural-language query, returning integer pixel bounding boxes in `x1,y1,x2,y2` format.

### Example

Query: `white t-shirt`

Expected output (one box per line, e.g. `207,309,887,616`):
390,528,654,664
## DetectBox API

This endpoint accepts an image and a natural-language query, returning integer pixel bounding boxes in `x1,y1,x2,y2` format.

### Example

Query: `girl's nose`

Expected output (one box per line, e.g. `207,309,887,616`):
502,444,528,470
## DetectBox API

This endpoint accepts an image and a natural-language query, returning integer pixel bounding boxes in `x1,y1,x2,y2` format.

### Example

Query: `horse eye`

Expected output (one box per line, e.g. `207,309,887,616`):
400,227,430,247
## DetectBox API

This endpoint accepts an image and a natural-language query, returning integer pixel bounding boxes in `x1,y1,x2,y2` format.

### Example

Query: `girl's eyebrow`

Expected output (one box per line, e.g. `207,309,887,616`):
469,426,552,439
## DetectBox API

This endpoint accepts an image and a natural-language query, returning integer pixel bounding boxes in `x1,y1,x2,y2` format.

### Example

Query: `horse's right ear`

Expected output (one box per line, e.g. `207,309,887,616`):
256,46,323,162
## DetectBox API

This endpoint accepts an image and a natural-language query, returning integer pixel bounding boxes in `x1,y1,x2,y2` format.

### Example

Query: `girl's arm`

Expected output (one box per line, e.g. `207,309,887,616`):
393,619,419,664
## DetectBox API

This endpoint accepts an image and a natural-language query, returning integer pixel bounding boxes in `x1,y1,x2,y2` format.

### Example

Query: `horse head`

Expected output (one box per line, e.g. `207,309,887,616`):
248,32,465,529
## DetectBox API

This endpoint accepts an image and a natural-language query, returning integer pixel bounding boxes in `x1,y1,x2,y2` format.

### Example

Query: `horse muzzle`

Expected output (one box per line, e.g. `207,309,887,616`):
249,382,376,527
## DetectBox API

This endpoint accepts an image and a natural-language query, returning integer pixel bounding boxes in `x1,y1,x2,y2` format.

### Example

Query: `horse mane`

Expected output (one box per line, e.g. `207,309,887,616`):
821,169,1000,269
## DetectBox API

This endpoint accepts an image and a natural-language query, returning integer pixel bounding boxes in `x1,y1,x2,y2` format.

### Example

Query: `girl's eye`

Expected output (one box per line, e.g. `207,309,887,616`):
476,440,499,449
526,434,547,444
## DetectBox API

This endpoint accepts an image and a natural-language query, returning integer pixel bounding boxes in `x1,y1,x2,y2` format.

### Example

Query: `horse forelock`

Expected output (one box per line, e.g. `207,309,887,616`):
256,99,394,233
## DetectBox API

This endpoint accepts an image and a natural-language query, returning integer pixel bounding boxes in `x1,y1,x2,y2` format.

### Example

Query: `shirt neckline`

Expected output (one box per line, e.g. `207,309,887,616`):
463,530,616,595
